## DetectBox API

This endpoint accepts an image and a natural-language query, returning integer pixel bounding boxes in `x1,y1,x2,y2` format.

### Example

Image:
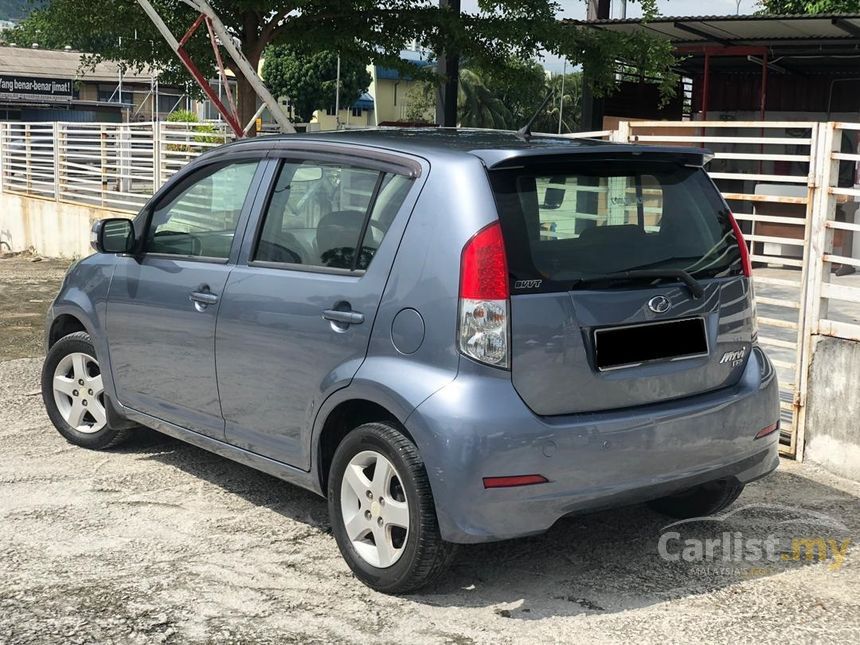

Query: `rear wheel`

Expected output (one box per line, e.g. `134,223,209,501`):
41,331,133,450
647,478,745,519
328,422,456,594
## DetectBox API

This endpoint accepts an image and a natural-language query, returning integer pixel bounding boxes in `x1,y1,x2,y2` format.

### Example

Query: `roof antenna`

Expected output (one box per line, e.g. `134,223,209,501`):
516,88,555,140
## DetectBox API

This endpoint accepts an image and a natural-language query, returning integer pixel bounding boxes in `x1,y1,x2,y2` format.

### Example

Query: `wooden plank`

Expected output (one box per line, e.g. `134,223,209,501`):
832,152,860,162
821,282,860,303
770,358,795,370
632,135,811,145
752,275,802,288
818,319,860,342
831,186,860,198
826,220,860,233
709,172,808,184
750,254,805,268
715,152,809,162
823,253,860,268
629,120,815,129
756,316,798,330
755,296,801,309
732,213,807,226
721,192,807,204
758,335,797,349
745,234,806,247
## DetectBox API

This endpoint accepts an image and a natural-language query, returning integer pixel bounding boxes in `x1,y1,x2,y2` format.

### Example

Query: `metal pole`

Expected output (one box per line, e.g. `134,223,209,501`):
178,0,295,133
335,54,341,129
558,59,566,134
118,37,124,121
435,0,460,127
702,51,711,120
135,0,295,134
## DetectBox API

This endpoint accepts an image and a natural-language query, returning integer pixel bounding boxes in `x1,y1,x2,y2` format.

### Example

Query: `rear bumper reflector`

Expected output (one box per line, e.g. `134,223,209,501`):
755,421,780,440
482,474,549,489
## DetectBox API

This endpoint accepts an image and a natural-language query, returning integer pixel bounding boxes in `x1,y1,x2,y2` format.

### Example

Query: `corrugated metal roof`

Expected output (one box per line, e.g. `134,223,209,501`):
0,46,155,83
566,13,860,46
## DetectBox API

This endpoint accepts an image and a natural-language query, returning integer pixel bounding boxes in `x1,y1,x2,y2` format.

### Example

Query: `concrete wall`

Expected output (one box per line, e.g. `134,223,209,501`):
804,335,860,480
0,193,126,258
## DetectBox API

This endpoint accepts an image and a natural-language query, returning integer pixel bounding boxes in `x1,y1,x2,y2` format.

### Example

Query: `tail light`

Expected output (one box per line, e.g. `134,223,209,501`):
729,212,752,278
729,212,758,341
458,221,510,369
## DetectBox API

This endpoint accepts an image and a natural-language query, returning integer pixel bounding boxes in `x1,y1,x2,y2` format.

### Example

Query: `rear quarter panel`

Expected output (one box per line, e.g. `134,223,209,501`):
313,152,499,466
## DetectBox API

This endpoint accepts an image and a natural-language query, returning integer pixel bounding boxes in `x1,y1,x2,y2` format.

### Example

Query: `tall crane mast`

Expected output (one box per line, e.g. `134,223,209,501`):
136,0,295,136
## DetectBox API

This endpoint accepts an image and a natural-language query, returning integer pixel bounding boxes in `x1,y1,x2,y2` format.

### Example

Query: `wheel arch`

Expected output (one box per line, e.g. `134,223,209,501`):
47,313,89,348
316,397,416,495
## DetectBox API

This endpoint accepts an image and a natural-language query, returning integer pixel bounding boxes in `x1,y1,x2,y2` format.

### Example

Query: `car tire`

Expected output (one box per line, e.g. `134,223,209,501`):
328,421,456,594
647,478,745,519
41,331,133,450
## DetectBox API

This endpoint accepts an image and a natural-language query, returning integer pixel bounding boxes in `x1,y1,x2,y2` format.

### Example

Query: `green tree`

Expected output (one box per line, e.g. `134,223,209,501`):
8,1,677,132
468,58,547,127
457,63,582,133
458,67,514,129
758,0,860,11
262,46,371,122
403,81,435,124
532,72,583,134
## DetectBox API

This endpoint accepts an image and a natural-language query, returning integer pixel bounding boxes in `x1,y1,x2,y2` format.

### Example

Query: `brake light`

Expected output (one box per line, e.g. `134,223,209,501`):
459,221,510,369
729,212,752,278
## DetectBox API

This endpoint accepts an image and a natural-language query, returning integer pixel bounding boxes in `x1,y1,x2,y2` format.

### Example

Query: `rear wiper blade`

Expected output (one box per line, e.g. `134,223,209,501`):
570,269,705,299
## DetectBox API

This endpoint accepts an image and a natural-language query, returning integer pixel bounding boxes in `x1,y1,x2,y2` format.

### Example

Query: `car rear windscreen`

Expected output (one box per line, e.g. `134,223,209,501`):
489,160,743,293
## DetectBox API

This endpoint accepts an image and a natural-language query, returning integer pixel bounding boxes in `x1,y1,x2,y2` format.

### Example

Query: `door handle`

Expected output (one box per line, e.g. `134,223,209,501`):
323,309,364,326
190,290,219,306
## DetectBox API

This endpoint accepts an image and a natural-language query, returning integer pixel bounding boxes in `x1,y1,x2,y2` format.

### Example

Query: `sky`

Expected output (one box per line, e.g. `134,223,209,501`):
460,0,763,72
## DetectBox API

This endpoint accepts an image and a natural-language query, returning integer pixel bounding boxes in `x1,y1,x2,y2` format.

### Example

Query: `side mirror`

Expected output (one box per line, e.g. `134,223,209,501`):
91,218,135,254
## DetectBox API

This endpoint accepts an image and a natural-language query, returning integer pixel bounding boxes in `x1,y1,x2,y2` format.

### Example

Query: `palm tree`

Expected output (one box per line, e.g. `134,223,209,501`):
457,68,514,129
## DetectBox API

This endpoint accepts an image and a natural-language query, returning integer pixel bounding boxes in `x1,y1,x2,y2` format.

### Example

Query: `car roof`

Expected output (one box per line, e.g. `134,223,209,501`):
227,128,712,168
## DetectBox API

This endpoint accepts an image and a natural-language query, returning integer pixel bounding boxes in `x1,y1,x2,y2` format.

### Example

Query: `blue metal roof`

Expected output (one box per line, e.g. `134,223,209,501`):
352,91,374,110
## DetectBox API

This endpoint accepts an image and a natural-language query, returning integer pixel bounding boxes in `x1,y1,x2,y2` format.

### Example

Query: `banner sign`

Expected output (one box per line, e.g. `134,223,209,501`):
0,75,74,102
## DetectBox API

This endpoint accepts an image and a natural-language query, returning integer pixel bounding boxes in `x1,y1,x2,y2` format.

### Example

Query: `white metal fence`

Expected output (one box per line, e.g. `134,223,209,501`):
0,121,233,213
0,119,857,459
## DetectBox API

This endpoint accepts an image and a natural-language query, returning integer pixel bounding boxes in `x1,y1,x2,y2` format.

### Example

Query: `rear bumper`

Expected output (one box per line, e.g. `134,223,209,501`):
406,346,780,544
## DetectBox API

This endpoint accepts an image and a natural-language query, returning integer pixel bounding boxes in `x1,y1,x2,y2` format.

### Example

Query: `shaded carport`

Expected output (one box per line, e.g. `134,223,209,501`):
568,13,860,123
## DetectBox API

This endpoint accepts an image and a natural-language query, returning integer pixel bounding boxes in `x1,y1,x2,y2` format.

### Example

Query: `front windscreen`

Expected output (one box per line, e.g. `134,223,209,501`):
489,160,743,293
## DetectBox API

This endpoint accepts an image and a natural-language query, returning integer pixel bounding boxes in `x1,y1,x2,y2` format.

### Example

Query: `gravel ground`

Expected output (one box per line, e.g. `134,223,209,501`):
0,255,70,361
1,256,859,643
2,357,860,644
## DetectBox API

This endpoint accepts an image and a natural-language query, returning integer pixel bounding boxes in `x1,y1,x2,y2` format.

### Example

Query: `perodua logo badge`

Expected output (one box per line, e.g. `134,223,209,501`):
648,295,671,314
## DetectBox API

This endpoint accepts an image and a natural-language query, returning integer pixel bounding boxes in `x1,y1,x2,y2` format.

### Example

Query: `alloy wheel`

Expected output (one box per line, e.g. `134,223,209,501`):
340,449,410,568
52,351,106,434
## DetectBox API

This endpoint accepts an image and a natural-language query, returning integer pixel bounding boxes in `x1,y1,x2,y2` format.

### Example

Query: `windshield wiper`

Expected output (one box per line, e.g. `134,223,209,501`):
570,269,705,299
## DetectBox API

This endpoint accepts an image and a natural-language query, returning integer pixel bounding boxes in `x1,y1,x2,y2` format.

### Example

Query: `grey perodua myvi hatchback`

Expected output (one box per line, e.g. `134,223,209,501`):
42,129,780,593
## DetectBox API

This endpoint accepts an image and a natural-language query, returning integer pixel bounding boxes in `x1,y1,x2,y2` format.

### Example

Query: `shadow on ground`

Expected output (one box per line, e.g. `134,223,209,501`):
116,427,859,619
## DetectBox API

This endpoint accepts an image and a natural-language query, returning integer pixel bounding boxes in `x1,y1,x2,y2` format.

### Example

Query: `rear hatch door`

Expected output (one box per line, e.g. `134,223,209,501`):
489,156,755,416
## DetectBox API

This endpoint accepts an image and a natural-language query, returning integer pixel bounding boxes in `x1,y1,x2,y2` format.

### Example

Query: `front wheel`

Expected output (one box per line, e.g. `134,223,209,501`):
41,331,133,450
328,422,456,594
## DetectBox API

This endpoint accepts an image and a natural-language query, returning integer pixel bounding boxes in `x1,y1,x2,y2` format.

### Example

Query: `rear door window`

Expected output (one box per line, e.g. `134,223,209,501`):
490,160,740,292
253,160,412,271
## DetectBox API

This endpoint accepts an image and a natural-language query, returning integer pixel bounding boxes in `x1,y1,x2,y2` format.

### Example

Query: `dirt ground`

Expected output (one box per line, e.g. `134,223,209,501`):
0,255,70,361
1,255,860,644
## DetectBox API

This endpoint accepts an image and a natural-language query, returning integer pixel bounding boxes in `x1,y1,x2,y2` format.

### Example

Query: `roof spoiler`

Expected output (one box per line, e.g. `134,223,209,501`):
485,145,714,169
